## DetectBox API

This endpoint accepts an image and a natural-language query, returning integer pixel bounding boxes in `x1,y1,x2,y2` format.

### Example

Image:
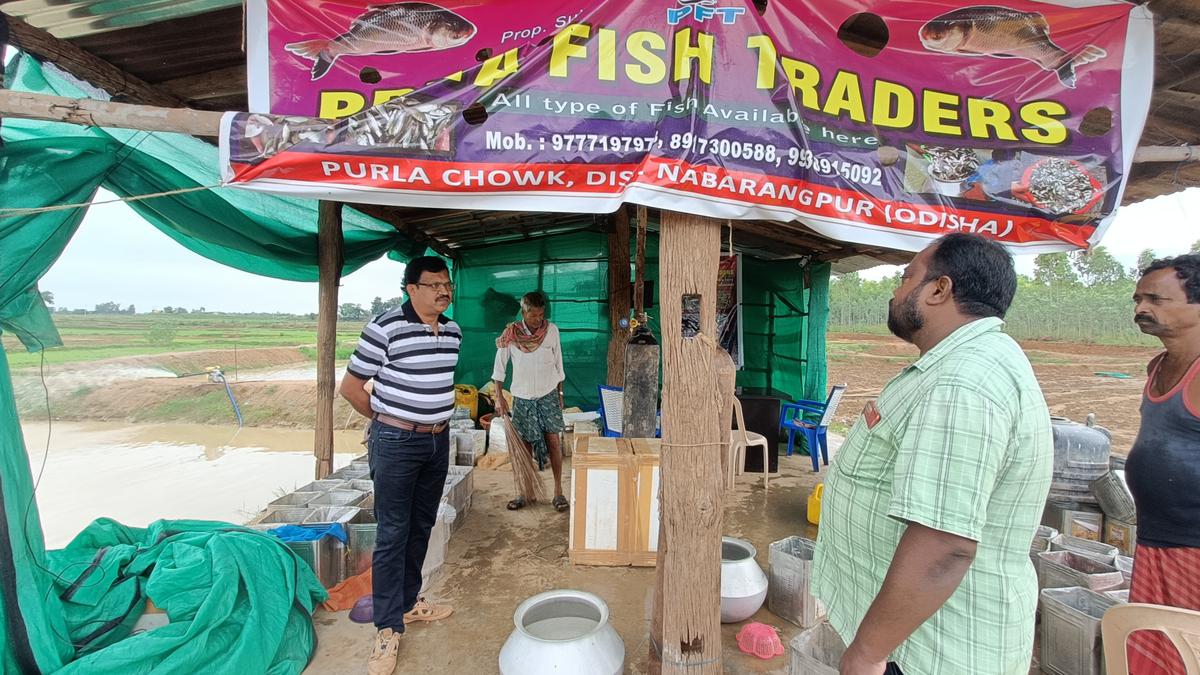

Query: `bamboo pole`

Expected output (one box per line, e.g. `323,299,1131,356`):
606,207,632,387
315,200,343,479
654,210,724,674
0,90,221,136
634,205,648,318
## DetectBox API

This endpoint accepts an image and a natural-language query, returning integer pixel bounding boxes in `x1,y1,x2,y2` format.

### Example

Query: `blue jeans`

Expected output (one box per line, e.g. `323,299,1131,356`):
368,420,449,633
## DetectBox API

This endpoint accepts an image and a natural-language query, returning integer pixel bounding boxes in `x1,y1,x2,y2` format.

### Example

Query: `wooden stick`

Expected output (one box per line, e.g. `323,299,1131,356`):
634,205,648,317
657,210,724,674
0,89,221,136
1133,145,1200,163
314,200,343,479
607,207,632,387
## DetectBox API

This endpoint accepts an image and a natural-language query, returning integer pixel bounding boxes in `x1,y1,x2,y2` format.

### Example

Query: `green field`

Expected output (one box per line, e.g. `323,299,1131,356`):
2,314,365,370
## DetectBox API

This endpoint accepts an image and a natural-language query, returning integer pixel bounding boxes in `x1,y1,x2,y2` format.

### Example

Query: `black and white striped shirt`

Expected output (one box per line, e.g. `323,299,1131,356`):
346,301,461,424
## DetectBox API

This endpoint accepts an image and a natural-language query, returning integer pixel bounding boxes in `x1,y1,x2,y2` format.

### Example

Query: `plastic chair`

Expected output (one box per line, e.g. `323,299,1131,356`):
597,385,624,437
1102,603,1200,675
780,384,847,472
729,398,770,491
598,385,662,438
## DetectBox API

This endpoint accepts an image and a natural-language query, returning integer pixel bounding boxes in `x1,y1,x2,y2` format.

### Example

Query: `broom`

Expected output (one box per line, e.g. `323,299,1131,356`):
501,416,548,503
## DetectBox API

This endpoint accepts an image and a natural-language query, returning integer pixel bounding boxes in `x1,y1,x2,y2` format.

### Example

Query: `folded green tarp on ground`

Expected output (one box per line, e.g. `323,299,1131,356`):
45,518,327,674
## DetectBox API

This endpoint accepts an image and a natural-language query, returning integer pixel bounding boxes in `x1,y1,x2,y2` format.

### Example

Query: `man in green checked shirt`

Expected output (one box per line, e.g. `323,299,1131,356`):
814,233,1053,675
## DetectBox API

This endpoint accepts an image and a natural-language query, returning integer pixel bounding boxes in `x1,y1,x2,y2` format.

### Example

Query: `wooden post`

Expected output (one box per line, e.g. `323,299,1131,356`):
315,200,343,479
606,207,632,386
634,205,648,317
654,210,724,674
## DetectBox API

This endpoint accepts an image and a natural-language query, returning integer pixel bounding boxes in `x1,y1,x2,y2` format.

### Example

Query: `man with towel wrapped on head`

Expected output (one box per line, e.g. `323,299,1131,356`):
492,291,569,513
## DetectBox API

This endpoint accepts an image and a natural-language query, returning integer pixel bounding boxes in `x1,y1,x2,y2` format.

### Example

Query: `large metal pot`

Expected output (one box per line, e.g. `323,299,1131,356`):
498,590,624,675
720,536,768,623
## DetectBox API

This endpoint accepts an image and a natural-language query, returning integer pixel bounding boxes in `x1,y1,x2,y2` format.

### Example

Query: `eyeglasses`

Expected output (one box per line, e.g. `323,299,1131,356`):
414,282,456,292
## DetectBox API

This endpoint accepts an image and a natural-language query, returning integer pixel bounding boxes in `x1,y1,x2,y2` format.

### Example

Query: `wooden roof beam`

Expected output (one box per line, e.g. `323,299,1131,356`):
3,14,185,108
345,202,456,259
161,65,246,103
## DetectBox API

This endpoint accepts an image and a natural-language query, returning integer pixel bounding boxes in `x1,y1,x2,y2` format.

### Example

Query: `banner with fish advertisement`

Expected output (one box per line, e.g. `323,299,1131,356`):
227,0,1155,252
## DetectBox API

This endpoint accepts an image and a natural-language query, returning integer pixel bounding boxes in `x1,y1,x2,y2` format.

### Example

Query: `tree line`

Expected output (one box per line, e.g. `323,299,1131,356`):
829,239,1200,344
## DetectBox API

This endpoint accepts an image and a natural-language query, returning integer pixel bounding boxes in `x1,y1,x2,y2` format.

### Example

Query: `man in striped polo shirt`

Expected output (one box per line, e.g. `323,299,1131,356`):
339,255,461,674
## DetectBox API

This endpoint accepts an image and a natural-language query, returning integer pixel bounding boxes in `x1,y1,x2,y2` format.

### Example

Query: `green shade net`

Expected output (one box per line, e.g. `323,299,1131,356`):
44,518,327,674
1,52,418,350
0,52,413,672
454,231,613,408
452,230,830,409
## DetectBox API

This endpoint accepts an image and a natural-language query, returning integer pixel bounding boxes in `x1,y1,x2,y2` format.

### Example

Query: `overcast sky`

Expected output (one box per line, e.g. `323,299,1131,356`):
37,187,1200,313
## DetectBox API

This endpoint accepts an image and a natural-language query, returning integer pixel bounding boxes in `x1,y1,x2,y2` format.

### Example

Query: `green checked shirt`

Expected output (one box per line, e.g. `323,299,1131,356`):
813,318,1052,675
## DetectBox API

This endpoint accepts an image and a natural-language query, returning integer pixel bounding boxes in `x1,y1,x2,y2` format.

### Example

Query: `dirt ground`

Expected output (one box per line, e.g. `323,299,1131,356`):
18,335,1158,451
827,332,1158,453
306,455,825,675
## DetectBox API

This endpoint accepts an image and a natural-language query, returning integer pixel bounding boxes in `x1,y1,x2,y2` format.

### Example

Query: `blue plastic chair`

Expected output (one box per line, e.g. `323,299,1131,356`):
597,385,625,437
780,384,847,472
597,385,660,438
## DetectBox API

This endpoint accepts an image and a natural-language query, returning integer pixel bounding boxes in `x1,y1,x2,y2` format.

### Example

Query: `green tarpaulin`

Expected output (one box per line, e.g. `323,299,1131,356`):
1,52,418,350
0,52,410,673
45,519,327,675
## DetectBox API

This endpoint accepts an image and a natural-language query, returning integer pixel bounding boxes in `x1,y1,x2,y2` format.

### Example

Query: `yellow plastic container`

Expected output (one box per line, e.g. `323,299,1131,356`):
454,384,479,420
807,483,823,526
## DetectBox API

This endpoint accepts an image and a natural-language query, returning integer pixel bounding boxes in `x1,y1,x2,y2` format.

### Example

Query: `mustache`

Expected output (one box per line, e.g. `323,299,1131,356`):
1134,314,1157,324
436,295,451,302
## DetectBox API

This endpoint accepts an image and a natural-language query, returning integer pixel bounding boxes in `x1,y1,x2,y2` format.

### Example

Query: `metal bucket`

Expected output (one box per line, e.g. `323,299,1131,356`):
1090,470,1136,522
296,479,343,494
1037,551,1124,592
252,508,312,525
768,536,824,629
304,506,359,525
1050,534,1118,565
267,491,321,509
1031,525,1059,568
1114,555,1133,585
788,621,845,675
330,465,369,480
308,489,366,507
285,536,346,589
343,479,374,493
1039,587,1117,675
347,509,377,578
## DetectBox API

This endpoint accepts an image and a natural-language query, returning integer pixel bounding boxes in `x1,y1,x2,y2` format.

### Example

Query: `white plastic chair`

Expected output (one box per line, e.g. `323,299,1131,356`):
729,398,770,491
1102,603,1200,675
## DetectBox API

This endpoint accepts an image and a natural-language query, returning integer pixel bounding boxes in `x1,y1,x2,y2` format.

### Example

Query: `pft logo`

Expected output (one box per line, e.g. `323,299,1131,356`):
666,0,747,26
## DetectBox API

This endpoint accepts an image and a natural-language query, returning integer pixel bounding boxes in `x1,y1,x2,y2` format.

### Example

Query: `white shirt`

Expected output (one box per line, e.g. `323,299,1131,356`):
491,322,565,400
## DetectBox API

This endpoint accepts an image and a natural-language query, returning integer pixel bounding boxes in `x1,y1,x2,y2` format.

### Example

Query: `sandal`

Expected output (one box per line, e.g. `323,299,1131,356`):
552,495,569,512
507,496,526,511
403,597,453,624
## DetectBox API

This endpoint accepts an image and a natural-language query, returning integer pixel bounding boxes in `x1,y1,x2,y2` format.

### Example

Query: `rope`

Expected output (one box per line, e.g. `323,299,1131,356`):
0,183,224,218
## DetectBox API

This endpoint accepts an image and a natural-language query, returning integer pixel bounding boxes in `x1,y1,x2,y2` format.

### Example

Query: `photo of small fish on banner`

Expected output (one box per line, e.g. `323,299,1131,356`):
229,96,462,163
901,146,1109,220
